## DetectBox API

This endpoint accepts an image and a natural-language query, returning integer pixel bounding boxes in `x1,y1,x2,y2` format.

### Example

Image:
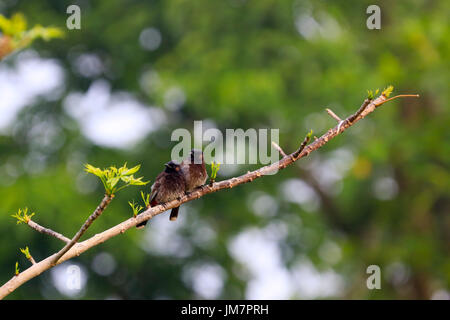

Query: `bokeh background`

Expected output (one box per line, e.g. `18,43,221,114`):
0,0,449,299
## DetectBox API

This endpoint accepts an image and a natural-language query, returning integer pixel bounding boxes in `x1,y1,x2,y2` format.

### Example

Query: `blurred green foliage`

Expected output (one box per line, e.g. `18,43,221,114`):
0,0,448,299
0,12,63,59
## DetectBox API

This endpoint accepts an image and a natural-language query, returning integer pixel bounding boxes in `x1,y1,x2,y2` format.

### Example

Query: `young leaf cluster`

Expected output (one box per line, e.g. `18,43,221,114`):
11,208,35,225
84,163,149,195
19,246,31,260
367,85,394,100
210,162,221,182
128,201,143,218
0,13,64,59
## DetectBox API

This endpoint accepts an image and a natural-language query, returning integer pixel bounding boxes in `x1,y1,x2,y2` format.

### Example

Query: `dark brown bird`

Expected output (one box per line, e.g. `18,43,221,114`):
182,149,208,192
168,149,208,221
136,161,186,228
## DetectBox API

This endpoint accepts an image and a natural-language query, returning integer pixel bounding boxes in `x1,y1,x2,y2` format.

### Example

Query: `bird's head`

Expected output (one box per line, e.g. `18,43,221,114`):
164,161,181,172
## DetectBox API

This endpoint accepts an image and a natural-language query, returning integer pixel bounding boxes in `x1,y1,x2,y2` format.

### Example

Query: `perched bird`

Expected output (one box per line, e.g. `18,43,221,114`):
182,149,208,192
136,161,186,228
169,149,208,221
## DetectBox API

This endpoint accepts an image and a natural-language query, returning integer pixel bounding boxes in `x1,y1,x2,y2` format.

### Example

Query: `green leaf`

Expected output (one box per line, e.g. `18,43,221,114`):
10,13,27,34
108,176,120,189
122,164,141,176
382,85,394,97
141,191,150,207
84,164,105,178
129,176,149,186
20,246,31,260
0,14,13,35
15,262,19,276
210,161,221,181
118,162,128,175
120,175,132,183
129,200,143,217
367,88,382,100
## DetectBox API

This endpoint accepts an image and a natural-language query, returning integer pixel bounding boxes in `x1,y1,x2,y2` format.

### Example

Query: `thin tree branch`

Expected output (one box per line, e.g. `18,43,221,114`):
51,194,114,265
272,141,287,158
28,255,36,264
20,247,36,265
292,133,312,159
26,255,36,265
326,108,342,122
351,98,372,122
27,220,71,243
0,92,419,299
382,94,420,104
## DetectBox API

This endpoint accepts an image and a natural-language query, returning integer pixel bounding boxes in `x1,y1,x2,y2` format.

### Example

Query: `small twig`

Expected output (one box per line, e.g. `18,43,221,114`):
51,194,114,265
28,256,36,265
382,94,420,104
346,98,372,125
326,108,342,122
326,109,345,134
20,247,36,265
292,130,313,159
27,220,71,243
272,141,287,158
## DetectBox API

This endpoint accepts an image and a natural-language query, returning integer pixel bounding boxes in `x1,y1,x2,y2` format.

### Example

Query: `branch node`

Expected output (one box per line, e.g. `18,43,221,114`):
336,119,346,133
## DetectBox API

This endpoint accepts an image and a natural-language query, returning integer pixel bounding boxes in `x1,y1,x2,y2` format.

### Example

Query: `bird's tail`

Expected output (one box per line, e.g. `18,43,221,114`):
136,220,148,229
136,204,152,229
169,206,180,221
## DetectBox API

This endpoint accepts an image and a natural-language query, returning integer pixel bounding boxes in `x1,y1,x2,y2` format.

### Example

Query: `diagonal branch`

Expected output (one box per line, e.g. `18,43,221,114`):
51,194,114,265
0,91,419,299
27,220,71,243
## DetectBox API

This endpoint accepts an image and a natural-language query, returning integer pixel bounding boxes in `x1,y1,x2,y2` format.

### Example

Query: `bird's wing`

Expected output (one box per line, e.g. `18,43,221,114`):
149,172,163,205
